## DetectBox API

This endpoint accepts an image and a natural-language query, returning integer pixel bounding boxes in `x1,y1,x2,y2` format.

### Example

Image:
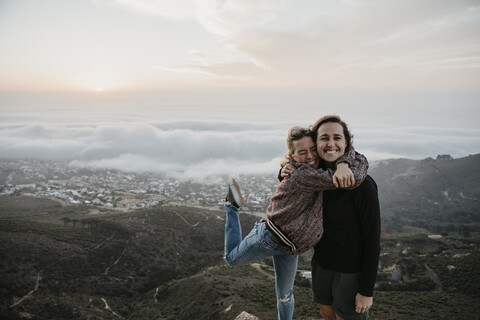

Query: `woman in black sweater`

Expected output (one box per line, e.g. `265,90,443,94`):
282,115,380,320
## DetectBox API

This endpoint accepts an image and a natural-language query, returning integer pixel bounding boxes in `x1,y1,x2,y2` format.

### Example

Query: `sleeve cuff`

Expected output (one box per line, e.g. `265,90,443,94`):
335,147,355,167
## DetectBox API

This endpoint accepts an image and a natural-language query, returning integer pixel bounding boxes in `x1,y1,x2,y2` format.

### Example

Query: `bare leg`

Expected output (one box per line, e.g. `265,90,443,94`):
318,304,344,320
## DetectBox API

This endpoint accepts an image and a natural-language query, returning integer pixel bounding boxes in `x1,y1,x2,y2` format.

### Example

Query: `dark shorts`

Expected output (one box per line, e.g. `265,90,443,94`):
311,260,368,320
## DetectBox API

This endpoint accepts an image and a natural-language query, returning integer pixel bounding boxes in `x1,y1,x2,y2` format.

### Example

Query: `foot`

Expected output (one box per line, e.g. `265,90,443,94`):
226,178,245,208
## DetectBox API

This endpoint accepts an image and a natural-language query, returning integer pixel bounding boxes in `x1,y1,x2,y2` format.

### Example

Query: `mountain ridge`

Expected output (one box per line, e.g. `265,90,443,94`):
369,153,480,233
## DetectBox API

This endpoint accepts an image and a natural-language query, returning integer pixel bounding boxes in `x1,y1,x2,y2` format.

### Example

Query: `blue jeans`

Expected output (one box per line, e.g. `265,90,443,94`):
224,204,298,320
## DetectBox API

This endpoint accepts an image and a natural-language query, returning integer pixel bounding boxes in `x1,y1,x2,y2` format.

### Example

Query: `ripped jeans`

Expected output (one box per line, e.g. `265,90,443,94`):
224,204,298,320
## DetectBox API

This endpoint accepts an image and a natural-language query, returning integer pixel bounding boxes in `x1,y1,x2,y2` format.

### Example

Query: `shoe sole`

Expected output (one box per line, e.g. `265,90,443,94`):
229,178,245,207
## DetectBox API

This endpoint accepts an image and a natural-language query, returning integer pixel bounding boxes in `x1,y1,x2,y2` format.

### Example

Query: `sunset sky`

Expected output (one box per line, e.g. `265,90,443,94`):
0,0,479,178
1,0,479,93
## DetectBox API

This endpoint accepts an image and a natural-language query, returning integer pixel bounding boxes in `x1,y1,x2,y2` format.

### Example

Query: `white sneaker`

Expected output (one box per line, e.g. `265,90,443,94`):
227,178,245,208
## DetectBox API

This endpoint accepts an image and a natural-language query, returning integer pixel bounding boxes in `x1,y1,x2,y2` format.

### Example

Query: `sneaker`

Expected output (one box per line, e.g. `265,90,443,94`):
226,178,245,208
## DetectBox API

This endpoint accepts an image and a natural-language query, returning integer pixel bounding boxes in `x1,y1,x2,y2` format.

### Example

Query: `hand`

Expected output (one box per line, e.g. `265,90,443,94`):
333,163,355,188
281,164,296,178
355,293,373,314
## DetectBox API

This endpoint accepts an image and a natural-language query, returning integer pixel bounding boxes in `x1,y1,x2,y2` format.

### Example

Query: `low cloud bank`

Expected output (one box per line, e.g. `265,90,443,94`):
1,121,478,180
0,122,287,179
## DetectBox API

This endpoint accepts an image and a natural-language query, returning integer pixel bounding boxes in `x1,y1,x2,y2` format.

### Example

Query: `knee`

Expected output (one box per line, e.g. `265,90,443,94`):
224,255,239,267
318,304,336,320
320,312,336,320
278,288,294,305
224,256,234,267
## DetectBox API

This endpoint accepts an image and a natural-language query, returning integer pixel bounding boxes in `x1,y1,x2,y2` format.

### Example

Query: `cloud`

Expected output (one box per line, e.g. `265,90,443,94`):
355,127,480,160
205,0,480,88
151,66,221,78
0,122,287,179
1,120,479,180
247,2,478,76
195,0,282,36
70,154,282,182
151,64,254,81
90,0,480,89
90,0,196,20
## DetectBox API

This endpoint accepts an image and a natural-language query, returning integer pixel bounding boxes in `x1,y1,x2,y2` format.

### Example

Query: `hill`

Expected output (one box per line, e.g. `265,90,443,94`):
370,154,480,233
0,199,261,319
1,154,480,319
1,197,479,319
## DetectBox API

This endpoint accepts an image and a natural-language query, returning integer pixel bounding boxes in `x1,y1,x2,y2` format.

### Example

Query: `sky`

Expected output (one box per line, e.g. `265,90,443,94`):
0,0,479,180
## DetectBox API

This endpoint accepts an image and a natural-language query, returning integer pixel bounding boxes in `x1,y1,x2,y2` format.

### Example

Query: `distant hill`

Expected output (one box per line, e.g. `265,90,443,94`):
370,153,480,233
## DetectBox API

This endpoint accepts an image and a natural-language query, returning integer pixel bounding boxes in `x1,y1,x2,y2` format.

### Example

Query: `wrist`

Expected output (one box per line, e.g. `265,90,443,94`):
336,162,349,168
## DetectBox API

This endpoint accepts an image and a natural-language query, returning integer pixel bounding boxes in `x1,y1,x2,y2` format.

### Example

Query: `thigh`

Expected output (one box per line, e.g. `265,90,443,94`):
332,272,366,320
226,221,289,266
272,253,298,294
311,260,334,305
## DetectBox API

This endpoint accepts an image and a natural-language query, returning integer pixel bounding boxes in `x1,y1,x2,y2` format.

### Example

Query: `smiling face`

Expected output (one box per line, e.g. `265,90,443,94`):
289,136,319,167
316,122,347,163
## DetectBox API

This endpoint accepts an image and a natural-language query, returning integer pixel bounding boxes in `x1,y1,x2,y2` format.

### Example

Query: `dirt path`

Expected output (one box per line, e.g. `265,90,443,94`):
104,246,127,275
9,271,42,308
92,233,116,250
101,298,123,318
172,210,209,227
9,233,119,309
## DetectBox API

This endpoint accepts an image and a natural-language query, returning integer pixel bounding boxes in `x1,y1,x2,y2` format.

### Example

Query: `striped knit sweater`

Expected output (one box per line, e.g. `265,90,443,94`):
266,148,368,255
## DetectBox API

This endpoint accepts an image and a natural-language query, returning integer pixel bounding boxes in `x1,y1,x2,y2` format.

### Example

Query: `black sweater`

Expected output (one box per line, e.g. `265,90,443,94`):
312,175,381,297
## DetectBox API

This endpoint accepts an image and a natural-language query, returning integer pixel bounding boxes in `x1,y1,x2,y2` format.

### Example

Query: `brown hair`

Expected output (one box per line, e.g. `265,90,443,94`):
280,126,315,167
311,115,353,150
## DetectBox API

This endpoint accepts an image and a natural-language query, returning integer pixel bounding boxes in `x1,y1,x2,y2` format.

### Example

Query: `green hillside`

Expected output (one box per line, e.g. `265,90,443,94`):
0,199,260,319
1,153,480,319
370,154,480,233
1,197,479,319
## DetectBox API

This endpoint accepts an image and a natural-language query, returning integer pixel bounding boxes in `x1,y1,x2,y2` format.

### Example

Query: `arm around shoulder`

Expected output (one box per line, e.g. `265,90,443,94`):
350,151,369,188
340,150,369,190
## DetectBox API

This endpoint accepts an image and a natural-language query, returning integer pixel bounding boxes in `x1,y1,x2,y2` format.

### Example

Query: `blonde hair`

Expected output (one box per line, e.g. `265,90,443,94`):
280,126,315,167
